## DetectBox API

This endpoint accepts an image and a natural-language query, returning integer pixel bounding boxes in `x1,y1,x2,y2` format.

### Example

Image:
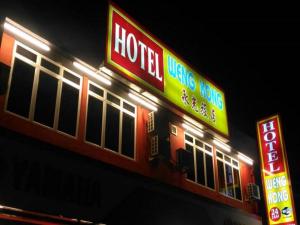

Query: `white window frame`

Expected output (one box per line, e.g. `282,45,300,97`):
184,132,215,191
5,41,82,138
85,80,137,160
216,150,243,201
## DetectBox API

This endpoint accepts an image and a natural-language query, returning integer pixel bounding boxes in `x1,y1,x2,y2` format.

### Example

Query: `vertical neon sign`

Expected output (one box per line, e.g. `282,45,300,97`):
257,115,297,225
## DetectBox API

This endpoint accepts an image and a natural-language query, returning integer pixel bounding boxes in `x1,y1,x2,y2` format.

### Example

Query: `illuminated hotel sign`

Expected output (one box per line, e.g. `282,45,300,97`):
257,115,297,225
106,3,229,136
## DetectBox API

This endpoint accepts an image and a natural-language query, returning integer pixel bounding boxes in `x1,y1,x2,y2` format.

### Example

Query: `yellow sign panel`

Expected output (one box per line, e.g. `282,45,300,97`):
265,172,295,223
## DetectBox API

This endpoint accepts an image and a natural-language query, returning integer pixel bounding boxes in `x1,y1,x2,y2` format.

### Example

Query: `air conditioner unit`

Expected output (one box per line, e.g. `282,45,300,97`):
150,135,159,157
147,109,171,161
147,110,169,135
247,183,261,200
176,148,193,172
147,111,155,133
149,135,171,160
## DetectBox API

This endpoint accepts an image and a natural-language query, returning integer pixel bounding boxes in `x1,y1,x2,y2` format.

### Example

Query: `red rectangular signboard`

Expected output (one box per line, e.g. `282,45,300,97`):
110,9,164,91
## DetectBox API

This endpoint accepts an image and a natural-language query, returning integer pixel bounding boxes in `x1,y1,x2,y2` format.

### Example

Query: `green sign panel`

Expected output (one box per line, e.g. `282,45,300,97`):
164,50,228,136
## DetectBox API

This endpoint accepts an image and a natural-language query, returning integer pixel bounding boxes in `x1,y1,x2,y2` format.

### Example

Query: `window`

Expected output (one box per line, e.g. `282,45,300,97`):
86,87,103,145
16,45,37,62
85,81,136,159
105,104,120,151
57,75,80,136
121,113,135,158
6,58,35,117
34,71,58,127
216,150,242,200
6,42,82,137
184,133,215,189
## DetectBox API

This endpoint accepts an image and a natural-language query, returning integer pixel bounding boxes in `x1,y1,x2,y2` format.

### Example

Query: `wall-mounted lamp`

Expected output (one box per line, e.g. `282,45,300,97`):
142,91,159,103
128,93,157,111
237,152,253,165
182,123,204,138
4,21,50,51
213,139,231,152
73,62,111,85
100,66,113,76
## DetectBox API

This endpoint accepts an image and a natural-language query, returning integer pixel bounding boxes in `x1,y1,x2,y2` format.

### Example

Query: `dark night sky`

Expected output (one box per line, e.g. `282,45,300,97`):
1,0,299,219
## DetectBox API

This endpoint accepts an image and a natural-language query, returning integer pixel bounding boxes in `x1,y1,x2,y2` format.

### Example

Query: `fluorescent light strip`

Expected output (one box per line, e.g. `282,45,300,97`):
73,62,111,85
62,78,80,89
142,91,159,103
237,152,253,165
182,115,204,130
4,22,50,51
182,123,204,138
128,93,157,111
213,139,231,152
100,66,113,76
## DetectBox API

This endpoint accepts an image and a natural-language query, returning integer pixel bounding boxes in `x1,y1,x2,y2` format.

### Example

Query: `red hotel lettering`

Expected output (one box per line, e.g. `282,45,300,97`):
111,11,164,91
263,121,280,173
260,119,284,174
114,23,161,80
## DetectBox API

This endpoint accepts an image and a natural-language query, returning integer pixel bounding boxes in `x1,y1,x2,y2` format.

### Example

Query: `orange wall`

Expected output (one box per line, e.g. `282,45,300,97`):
0,33,14,66
0,32,259,216
0,33,14,107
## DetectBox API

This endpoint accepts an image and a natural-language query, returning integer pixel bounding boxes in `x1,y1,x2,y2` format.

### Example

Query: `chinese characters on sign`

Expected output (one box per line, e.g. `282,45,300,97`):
165,53,224,130
257,115,297,225
181,89,216,123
